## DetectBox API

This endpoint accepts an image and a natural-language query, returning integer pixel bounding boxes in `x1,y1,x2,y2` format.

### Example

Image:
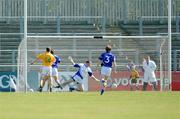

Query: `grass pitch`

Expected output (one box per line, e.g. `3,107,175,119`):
0,91,179,119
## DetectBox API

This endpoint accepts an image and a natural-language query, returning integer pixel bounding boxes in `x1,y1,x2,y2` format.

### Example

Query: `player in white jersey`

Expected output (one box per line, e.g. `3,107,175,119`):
142,55,157,91
56,56,99,92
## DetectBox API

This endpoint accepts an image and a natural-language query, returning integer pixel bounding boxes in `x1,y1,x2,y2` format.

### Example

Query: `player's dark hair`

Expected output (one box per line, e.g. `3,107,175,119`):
46,47,51,52
86,60,91,64
50,49,54,54
105,45,111,52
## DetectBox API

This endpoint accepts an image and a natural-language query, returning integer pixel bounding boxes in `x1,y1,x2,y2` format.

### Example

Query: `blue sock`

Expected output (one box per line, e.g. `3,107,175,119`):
100,89,104,95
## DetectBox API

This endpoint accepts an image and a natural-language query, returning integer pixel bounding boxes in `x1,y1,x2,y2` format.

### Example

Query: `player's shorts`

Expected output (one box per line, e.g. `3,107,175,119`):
40,66,52,77
131,79,137,84
52,67,58,77
101,66,112,76
72,75,83,84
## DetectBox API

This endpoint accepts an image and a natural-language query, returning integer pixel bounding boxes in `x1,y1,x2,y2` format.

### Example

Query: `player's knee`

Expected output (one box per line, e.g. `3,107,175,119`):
76,88,83,92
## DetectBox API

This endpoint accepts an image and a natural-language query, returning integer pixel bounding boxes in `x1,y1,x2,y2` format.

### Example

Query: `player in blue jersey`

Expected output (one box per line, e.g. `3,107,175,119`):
56,56,99,92
96,45,117,95
126,59,136,72
50,50,62,90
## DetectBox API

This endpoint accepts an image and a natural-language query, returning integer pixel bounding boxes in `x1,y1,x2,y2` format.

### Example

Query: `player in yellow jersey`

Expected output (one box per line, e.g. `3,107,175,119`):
129,66,140,91
31,47,55,92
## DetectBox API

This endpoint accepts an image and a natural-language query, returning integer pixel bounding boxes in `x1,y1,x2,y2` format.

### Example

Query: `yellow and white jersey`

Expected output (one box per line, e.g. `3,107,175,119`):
37,52,55,67
130,69,139,80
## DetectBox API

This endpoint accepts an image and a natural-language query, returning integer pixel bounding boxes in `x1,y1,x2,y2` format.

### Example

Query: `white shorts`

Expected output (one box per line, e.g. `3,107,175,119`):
41,66,52,77
52,68,58,77
72,75,83,84
101,66,112,77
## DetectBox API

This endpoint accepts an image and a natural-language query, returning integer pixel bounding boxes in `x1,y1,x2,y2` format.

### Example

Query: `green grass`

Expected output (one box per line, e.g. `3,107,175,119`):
0,91,180,119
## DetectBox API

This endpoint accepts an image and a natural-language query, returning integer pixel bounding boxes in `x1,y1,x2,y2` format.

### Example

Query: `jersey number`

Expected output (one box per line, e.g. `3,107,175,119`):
104,56,110,63
45,56,51,63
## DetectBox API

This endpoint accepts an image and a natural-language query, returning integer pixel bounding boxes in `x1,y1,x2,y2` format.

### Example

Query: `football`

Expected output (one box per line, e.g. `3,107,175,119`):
111,83,118,88
29,89,34,92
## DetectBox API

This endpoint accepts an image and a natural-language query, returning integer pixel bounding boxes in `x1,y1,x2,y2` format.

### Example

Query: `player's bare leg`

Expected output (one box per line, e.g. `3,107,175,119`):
70,84,83,92
55,79,74,89
38,76,49,92
47,76,52,92
61,79,74,87
100,75,108,95
53,76,63,89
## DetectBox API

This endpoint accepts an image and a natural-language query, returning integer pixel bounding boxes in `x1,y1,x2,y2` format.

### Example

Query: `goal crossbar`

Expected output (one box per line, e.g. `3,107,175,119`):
27,35,168,39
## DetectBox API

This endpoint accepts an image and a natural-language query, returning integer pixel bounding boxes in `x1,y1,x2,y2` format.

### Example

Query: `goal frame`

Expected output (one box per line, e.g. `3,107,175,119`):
17,35,170,92
21,0,172,92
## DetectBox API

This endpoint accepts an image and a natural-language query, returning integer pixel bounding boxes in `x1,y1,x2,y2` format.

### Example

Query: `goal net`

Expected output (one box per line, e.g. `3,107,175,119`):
17,35,170,92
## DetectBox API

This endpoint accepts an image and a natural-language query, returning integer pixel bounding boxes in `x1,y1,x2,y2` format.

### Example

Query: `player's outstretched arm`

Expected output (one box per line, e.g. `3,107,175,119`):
91,75,100,82
68,56,75,65
31,59,38,65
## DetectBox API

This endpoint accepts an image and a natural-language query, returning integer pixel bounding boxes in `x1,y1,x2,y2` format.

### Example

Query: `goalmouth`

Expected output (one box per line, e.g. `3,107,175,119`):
17,35,171,92
18,0,172,92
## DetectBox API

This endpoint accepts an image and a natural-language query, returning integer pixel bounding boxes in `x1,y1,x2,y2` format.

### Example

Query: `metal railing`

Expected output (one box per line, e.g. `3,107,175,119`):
0,16,106,33
0,49,138,71
0,0,180,25
173,50,180,71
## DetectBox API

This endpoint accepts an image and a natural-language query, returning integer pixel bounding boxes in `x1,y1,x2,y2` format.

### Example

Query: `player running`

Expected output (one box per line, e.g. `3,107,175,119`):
96,45,117,95
31,47,55,92
50,49,62,89
55,56,99,92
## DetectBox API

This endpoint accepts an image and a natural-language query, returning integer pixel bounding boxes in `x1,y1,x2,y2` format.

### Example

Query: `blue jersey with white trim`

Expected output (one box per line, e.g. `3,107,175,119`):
52,55,61,68
73,63,93,80
99,52,115,68
127,62,135,71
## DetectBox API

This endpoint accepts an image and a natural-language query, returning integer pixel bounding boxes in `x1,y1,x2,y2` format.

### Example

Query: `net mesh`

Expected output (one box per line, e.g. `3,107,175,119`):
160,38,170,91
17,39,26,92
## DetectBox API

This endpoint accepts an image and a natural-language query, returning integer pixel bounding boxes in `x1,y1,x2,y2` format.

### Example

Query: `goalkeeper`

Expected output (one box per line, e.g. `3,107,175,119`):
129,66,140,91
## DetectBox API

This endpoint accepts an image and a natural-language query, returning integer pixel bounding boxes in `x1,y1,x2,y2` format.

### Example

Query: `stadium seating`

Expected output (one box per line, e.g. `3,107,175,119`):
0,19,180,72
0,20,101,70
0,21,119,71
